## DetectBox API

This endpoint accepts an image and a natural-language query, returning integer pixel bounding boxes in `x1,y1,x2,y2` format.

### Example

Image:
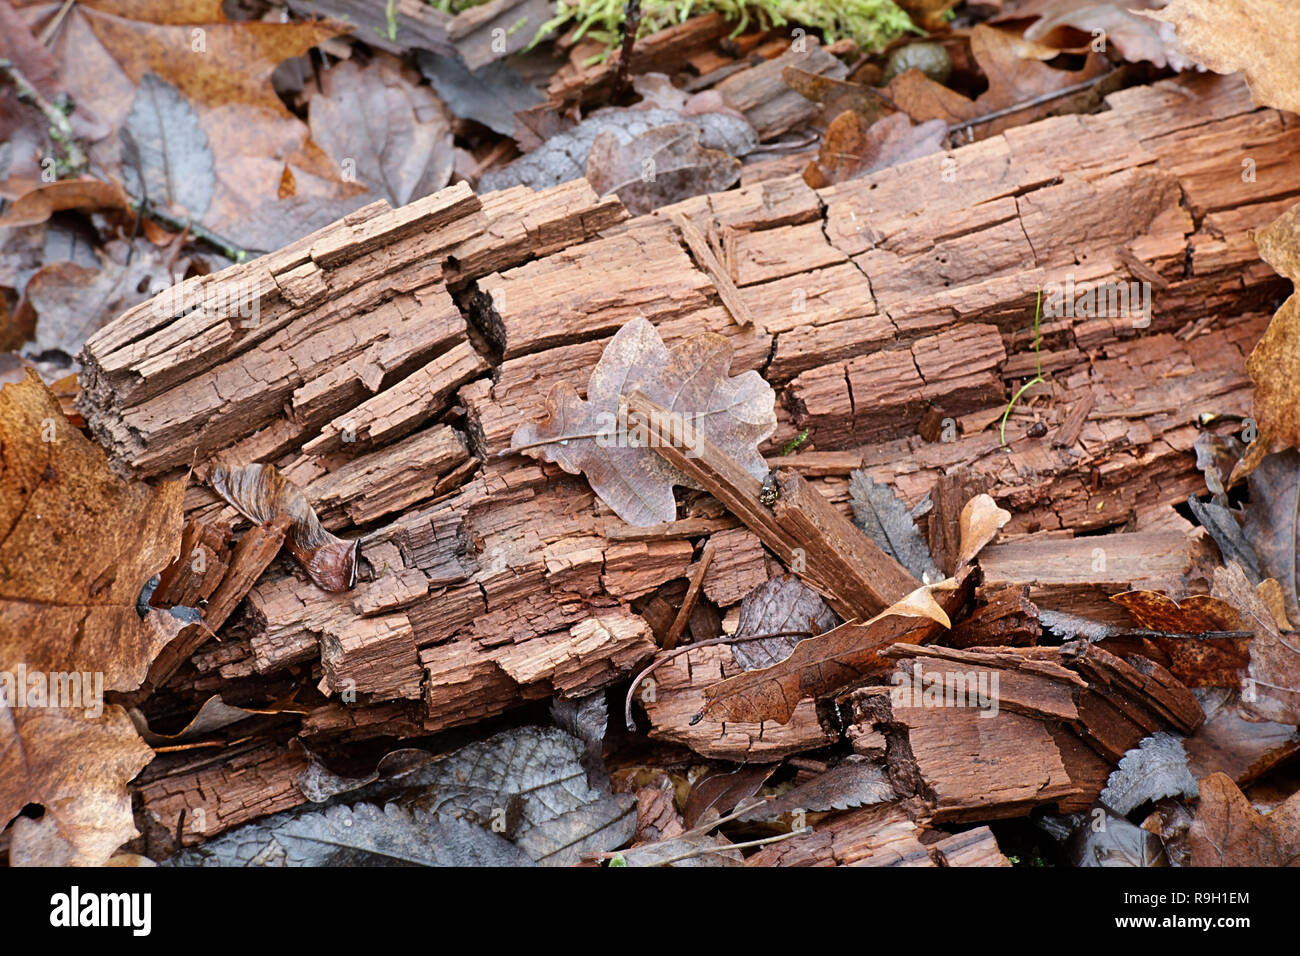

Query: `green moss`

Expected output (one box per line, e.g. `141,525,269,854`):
529,0,916,58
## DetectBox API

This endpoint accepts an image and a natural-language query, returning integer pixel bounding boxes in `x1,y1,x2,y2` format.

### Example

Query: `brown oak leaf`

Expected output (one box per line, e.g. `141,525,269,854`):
0,371,184,865
701,574,966,725
511,318,776,527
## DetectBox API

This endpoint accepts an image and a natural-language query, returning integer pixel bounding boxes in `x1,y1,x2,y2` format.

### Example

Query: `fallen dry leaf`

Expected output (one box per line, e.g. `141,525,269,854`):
1110,589,1249,688
1240,450,1300,620
781,66,897,129
480,107,755,194
309,58,454,208
889,24,1111,136
511,318,776,527
207,462,358,592
16,0,357,241
802,111,947,188
1212,562,1300,725
701,574,964,725
683,764,774,829
1150,0,1300,114
585,123,741,215
0,370,184,865
957,492,1012,566
1189,772,1300,866
1231,204,1300,482
1013,0,1195,70
120,72,216,222
732,576,839,671
738,755,895,820
848,470,941,581
24,239,183,359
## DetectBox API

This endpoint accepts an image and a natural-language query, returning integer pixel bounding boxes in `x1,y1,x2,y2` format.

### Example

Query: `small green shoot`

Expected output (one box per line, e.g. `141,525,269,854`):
999,290,1044,448
780,428,810,456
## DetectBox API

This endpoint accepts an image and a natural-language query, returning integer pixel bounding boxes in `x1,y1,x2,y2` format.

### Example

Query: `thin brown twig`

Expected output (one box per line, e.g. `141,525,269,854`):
611,0,642,100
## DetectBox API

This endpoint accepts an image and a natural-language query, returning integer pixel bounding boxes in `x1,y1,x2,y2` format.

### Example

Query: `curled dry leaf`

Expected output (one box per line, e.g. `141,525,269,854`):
207,463,358,592
1015,0,1195,70
0,179,131,229
701,574,964,725
1150,0,1300,114
956,492,1011,566
1231,205,1300,482
511,318,776,526
803,111,947,188
0,371,185,865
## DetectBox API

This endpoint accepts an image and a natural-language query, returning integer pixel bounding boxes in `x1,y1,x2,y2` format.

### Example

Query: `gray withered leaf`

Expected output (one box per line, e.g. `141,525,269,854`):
166,802,531,867
1186,494,1261,582
732,575,839,671
121,73,215,220
1100,732,1198,815
479,107,756,193
511,317,776,526
396,726,635,866
585,123,741,215
309,59,453,207
738,755,894,820
1241,449,1300,621
848,470,941,581
1069,808,1167,867
551,691,610,789
415,51,544,139
615,830,743,867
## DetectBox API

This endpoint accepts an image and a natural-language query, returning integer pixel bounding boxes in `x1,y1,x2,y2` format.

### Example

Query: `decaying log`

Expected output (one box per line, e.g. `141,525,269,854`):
70,73,1300,853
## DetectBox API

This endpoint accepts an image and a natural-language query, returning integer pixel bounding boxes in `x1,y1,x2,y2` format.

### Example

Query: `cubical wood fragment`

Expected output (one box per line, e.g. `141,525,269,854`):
744,799,936,866
979,532,1215,626
640,645,837,762
861,641,1204,820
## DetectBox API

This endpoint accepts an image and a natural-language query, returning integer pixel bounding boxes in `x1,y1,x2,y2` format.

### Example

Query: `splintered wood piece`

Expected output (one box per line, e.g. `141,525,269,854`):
202,515,294,632
664,540,715,650
625,390,917,619
670,211,758,330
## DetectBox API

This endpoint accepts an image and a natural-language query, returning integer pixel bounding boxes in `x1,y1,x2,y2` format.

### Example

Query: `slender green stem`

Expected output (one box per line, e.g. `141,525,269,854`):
999,290,1045,447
